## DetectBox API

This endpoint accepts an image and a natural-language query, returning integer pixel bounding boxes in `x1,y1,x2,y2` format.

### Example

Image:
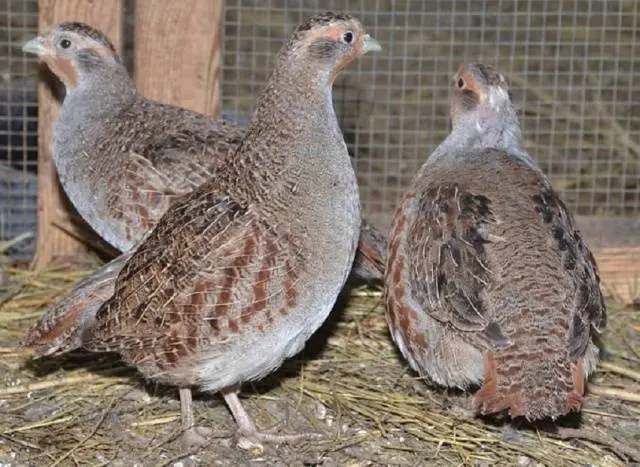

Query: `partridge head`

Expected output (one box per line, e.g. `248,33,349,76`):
21,19,386,360
450,63,512,125
23,22,127,92
80,13,380,450
385,62,606,422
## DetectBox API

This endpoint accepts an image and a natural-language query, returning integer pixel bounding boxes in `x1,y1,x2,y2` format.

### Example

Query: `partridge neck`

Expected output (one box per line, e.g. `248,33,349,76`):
252,61,334,134
62,66,137,121
241,62,341,162
54,65,137,174
224,61,347,200
428,105,538,170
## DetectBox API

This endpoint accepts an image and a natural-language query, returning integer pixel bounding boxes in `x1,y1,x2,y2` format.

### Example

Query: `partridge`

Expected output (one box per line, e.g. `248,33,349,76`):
385,63,606,421
22,21,386,357
79,13,380,448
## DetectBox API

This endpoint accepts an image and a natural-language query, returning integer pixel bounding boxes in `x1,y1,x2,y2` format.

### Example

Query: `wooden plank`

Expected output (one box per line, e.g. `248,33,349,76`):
134,0,223,116
575,216,640,305
34,0,124,270
591,246,640,306
574,216,640,250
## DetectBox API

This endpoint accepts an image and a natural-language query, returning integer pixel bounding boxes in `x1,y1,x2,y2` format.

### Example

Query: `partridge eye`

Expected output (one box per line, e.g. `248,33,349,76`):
342,31,354,43
457,78,465,89
60,39,71,49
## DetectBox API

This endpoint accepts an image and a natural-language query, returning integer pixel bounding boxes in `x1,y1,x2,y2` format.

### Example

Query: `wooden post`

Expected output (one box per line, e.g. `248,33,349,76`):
34,0,124,270
134,0,223,117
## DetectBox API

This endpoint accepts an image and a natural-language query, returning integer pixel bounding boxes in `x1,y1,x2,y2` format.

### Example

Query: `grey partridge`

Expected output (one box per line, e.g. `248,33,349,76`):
78,13,380,449
22,20,386,358
384,63,606,421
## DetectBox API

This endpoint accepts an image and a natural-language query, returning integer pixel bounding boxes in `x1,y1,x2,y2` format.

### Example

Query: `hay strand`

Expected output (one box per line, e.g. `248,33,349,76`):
0,261,638,465
589,385,640,403
598,361,640,382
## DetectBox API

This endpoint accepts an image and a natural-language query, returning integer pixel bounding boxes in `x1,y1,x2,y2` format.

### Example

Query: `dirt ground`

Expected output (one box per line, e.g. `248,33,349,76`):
0,262,638,467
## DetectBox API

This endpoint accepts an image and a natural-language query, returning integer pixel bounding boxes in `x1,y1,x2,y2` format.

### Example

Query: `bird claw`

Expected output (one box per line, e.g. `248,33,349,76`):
235,428,322,452
180,426,213,452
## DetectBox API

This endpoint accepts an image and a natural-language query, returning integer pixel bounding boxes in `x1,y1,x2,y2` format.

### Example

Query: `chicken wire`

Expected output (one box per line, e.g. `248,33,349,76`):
0,0,38,259
221,0,640,231
1,1,638,260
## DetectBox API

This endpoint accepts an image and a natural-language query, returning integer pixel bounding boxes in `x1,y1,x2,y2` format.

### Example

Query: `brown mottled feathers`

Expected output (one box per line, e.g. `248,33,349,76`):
84,174,305,384
81,12,365,368
27,13,380,446
531,183,607,340
408,179,498,339
93,102,245,250
386,62,605,421
22,17,385,360
386,149,605,420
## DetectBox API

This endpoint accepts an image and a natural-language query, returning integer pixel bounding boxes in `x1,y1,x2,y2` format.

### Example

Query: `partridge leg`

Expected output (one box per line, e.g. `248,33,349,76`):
222,388,321,450
179,387,212,451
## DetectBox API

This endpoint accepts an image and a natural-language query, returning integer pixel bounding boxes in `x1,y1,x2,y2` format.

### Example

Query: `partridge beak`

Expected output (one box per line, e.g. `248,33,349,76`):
22,36,47,56
362,34,382,54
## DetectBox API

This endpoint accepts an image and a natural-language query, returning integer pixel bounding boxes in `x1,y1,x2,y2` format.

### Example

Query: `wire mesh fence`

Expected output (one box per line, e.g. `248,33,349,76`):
0,0,638,259
0,0,38,259
221,0,640,230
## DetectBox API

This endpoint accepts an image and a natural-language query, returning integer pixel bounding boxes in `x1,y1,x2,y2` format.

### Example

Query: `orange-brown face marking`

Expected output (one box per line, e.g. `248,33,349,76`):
44,56,79,88
305,22,366,76
456,64,485,101
450,64,485,123
36,33,118,89
319,26,344,42
34,36,77,88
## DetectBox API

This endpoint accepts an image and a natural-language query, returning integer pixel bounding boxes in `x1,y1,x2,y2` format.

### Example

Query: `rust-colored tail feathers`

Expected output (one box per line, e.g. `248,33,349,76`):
21,254,130,357
353,220,387,282
473,351,586,421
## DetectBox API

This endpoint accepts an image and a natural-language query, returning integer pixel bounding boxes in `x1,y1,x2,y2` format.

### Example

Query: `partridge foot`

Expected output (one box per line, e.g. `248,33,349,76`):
222,389,322,451
179,387,212,452
180,425,213,452
236,424,321,451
